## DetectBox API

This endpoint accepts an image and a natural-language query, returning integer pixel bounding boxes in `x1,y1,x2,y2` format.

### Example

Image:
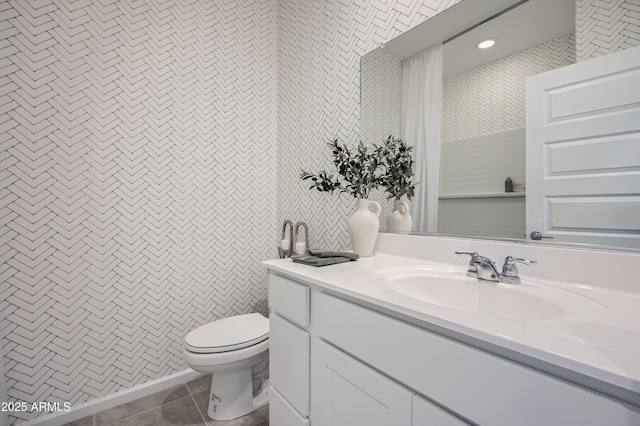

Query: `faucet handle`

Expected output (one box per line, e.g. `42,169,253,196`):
455,252,483,278
504,256,537,266
455,251,480,260
502,256,537,279
455,251,481,266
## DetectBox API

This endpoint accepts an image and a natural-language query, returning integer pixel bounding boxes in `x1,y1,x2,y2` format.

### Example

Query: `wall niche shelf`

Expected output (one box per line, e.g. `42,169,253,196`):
439,192,525,200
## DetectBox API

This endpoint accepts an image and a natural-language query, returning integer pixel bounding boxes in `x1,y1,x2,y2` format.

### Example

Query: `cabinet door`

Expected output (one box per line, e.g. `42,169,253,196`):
413,395,469,426
269,313,309,416
312,339,413,426
269,386,310,426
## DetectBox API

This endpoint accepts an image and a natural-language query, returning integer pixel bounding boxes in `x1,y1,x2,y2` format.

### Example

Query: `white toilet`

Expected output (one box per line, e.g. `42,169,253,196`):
183,313,269,420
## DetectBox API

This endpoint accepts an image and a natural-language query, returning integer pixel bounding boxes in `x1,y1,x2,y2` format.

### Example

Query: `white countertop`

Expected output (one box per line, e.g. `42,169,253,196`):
264,252,640,405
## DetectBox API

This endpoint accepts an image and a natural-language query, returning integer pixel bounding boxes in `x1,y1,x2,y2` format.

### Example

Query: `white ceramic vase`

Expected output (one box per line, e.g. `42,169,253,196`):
386,199,412,234
347,199,381,257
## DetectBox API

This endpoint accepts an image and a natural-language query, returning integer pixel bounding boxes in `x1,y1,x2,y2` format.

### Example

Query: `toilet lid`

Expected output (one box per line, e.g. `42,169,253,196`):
185,313,269,354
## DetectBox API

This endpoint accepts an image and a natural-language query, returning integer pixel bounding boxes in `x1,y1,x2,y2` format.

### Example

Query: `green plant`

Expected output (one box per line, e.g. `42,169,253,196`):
375,136,416,200
300,139,382,199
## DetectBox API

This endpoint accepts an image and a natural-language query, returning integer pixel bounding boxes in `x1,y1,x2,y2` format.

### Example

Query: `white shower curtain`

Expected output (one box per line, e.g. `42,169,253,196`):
402,44,443,233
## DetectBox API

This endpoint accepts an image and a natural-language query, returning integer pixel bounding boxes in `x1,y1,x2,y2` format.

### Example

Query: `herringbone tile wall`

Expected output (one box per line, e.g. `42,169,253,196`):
360,48,402,148
358,47,404,227
0,0,277,424
7,0,633,425
442,33,576,142
576,0,640,62
276,0,461,247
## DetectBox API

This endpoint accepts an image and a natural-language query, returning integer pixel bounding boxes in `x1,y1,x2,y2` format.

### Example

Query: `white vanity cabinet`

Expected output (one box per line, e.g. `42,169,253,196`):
267,267,640,426
311,292,471,426
314,292,640,426
412,396,469,426
268,271,470,426
268,274,311,425
311,338,467,426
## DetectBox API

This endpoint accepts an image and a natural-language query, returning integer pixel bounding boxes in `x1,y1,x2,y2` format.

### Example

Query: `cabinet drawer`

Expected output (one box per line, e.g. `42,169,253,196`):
413,395,469,426
270,313,309,416
269,273,310,327
315,292,640,426
269,386,310,426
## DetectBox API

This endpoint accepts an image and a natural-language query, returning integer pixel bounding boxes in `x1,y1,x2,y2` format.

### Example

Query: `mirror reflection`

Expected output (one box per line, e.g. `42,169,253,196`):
361,0,576,240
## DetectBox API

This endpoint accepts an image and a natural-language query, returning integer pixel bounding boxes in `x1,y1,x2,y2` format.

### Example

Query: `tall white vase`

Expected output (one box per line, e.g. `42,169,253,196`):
347,199,381,257
386,199,412,233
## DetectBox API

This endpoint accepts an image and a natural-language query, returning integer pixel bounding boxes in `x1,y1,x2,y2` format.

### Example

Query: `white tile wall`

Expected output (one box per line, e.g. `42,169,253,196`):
442,34,576,142
0,0,277,424
576,0,640,62
360,47,402,146
276,0,461,245
439,128,526,195
3,0,636,424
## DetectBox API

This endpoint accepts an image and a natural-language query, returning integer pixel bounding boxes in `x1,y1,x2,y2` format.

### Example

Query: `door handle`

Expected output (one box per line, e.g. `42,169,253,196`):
530,231,553,240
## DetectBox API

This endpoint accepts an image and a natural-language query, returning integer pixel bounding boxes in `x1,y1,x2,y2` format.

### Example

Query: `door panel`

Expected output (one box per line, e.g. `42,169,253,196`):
526,45,640,248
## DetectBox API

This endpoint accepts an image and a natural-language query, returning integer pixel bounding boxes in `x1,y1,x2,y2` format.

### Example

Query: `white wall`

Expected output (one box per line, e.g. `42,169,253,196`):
0,0,277,424
2,1,637,424
436,34,575,239
293,0,640,243
576,0,640,62
442,34,576,142
276,0,462,245
360,48,403,146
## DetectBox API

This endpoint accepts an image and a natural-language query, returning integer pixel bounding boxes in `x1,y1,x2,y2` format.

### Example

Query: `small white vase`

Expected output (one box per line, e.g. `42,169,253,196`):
347,199,381,257
386,199,412,234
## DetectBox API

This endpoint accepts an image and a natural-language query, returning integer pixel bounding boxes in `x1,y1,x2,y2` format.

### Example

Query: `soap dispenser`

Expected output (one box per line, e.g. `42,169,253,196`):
505,177,513,192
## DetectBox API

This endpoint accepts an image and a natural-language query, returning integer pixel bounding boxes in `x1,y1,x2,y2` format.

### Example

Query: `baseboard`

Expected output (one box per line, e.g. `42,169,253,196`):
21,369,204,426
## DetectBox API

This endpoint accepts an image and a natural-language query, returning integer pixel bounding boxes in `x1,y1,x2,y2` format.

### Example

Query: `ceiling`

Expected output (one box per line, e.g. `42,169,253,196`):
382,0,575,77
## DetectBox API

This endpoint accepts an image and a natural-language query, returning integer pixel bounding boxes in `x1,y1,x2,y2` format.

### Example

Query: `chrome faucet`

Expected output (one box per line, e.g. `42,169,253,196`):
455,252,501,281
455,252,537,284
501,255,537,284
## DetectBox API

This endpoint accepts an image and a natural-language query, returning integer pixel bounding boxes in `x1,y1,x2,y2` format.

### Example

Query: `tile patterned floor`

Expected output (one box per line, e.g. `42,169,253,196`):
63,375,268,426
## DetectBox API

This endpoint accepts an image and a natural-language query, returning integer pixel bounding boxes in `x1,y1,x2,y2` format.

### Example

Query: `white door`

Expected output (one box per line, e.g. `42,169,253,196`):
526,45,640,248
311,339,413,426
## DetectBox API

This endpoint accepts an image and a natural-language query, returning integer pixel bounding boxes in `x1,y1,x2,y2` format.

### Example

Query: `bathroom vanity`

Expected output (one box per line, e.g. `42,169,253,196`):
264,233,640,426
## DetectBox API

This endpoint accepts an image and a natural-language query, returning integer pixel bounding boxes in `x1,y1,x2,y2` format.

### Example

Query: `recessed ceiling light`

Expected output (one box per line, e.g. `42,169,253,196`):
476,38,498,49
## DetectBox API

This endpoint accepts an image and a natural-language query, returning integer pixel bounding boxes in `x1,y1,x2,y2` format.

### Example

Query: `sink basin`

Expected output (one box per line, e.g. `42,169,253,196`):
376,266,607,321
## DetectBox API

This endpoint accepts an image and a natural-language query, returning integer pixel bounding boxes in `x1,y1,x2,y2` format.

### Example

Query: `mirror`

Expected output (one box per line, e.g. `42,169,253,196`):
360,0,635,249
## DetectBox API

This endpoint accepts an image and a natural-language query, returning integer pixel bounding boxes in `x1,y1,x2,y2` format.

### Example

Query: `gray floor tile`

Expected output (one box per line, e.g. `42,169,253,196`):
186,374,212,394
95,385,190,425
110,396,205,426
191,388,210,420
192,389,268,426
247,405,268,425
205,404,268,426
63,415,95,426
65,382,267,426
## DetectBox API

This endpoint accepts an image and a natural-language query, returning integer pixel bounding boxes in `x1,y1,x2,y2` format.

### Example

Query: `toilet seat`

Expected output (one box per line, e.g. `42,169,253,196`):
185,313,269,354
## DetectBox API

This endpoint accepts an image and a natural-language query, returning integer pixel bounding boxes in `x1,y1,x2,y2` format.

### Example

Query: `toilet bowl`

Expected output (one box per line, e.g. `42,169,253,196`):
183,313,269,420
